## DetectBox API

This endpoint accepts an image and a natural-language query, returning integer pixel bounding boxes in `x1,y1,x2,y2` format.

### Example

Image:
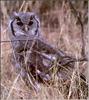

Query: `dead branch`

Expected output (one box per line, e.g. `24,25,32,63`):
68,0,86,58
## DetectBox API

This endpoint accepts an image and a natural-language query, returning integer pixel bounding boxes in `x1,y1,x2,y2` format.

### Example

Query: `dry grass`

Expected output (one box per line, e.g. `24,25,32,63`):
1,0,89,100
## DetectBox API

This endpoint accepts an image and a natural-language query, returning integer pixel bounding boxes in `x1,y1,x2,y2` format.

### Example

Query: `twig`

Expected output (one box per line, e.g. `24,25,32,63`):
6,72,20,100
68,0,86,57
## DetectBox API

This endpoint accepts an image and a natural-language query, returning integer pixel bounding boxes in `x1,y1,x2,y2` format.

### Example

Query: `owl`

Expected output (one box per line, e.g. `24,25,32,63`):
9,12,51,92
9,12,40,38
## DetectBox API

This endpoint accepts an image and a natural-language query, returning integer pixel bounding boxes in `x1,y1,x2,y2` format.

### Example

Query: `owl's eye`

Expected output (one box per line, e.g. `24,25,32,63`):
16,17,23,26
17,21,23,26
28,21,33,26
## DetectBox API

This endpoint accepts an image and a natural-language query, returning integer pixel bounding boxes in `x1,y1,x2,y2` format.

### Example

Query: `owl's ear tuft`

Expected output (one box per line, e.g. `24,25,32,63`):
10,12,18,20
13,12,18,16
30,14,35,20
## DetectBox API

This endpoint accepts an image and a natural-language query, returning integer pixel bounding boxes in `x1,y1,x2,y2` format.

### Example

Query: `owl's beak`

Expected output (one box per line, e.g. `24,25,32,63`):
24,25,28,32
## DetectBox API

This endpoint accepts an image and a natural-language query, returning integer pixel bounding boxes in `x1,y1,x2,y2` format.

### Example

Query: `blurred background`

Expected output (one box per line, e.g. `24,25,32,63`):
1,0,88,99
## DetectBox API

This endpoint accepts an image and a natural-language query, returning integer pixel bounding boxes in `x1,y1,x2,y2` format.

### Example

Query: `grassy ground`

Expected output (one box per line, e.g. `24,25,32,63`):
1,0,89,100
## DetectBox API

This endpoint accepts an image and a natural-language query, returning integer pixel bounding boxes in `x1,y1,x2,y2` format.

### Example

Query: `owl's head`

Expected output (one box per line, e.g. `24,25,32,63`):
9,12,40,37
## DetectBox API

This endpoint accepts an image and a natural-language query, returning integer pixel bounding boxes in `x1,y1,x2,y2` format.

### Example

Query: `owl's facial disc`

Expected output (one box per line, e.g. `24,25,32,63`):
13,13,38,36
